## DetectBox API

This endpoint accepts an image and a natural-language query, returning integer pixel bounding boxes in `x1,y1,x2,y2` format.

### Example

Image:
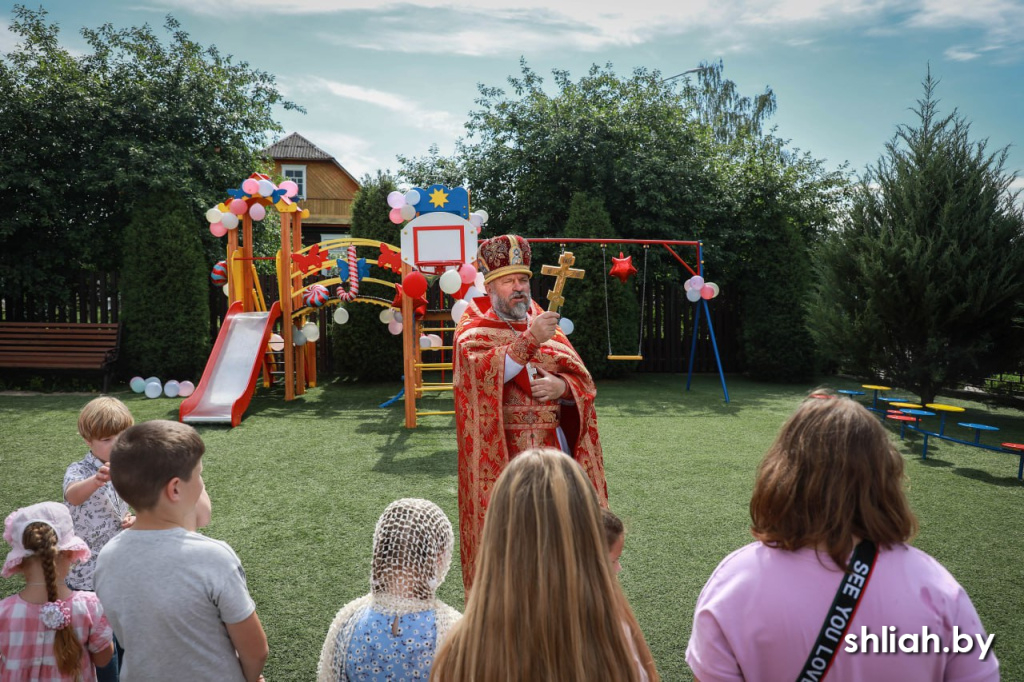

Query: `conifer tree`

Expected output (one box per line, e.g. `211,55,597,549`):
560,192,639,379
807,72,1024,403
121,198,210,379
331,172,404,381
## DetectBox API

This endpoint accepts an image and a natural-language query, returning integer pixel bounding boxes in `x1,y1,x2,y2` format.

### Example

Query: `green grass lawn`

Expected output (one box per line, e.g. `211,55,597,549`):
1,374,1021,680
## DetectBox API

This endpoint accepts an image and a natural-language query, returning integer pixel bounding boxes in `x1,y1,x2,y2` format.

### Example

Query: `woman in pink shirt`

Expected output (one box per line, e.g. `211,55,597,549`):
686,392,999,682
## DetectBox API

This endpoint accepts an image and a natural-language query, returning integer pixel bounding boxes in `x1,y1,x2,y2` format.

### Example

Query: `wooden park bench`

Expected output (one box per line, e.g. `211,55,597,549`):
0,322,121,392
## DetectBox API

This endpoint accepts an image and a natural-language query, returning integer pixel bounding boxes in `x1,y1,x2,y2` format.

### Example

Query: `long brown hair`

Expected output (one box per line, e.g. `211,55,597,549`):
431,448,658,681
23,523,84,680
750,391,918,569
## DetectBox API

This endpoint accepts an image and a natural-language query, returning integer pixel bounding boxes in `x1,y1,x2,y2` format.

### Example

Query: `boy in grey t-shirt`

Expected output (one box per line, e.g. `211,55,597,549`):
95,420,268,682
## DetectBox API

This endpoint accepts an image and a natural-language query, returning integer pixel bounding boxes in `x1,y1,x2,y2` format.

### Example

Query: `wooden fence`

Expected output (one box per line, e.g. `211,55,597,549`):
4,272,743,377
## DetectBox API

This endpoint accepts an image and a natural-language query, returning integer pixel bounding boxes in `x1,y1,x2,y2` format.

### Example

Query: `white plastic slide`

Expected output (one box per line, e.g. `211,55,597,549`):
180,301,281,427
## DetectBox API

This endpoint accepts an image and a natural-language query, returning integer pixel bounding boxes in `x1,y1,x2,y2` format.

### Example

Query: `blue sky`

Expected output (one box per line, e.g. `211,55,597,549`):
4,0,1022,196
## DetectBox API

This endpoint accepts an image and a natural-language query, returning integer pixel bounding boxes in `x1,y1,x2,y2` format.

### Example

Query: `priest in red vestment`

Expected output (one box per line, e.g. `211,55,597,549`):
453,234,608,593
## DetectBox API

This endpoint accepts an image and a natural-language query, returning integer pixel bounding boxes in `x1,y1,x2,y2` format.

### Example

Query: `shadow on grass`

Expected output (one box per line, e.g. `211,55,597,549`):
950,467,1023,488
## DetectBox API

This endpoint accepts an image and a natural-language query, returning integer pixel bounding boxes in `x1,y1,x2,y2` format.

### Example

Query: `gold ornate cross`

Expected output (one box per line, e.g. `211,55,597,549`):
541,251,585,313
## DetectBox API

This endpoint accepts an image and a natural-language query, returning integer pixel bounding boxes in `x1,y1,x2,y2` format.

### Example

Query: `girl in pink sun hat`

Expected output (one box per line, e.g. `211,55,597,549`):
1,501,114,681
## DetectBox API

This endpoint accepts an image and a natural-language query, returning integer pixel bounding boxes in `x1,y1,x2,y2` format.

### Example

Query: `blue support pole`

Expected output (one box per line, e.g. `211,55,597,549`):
702,298,730,403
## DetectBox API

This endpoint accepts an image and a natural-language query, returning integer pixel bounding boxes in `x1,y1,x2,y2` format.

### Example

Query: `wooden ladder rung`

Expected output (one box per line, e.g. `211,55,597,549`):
607,355,643,361
416,410,455,416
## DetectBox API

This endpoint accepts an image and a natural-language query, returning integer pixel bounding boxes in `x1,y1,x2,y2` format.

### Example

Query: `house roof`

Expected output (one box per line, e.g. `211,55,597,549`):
266,132,360,186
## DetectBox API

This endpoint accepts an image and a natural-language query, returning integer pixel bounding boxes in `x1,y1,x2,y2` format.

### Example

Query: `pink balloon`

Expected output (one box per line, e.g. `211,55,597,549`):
229,199,248,216
209,222,227,237
388,320,403,335
701,284,714,300
242,179,260,195
689,275,705,289
279,180,299,197
458,263,478,284
249,203,266,221
389,207,404,225
387,191,405,209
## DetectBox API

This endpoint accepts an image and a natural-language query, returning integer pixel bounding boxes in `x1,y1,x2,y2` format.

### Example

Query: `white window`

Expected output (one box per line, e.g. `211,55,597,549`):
282,164,307,199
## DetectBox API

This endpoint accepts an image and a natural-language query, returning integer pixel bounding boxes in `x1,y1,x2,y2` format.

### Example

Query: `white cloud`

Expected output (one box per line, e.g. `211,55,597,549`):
0,18,19,53
149,0,1024,61
300,76,464,138
297,130,384,179
944,46,981,61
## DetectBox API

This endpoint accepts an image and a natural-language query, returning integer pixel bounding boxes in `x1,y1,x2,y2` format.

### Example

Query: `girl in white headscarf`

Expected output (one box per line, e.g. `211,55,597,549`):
317,499,461,682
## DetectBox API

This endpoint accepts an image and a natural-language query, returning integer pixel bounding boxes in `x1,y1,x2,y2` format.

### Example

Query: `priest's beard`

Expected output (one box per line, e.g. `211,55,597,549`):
490,289,531,321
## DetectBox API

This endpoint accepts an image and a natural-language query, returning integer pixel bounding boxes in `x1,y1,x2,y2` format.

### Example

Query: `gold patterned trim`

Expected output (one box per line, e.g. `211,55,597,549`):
502,404,560,430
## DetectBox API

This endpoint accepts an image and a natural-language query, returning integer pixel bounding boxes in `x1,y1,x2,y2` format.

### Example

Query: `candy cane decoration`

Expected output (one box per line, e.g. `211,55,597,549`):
335,246,360,301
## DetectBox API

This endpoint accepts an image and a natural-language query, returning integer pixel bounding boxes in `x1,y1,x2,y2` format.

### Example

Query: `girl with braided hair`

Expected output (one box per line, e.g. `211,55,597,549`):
1,502,113,681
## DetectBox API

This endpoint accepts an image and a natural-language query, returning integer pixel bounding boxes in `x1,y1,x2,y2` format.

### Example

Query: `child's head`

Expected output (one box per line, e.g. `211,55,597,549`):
110,420,205,513
602,508,624,575
3,502,91,579
370,498,454,601
750,390,919,569
78,396,134,442
3,502,90,675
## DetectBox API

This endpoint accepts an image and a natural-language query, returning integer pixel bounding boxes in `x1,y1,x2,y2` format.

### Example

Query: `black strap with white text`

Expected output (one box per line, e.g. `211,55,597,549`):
795,540,878,682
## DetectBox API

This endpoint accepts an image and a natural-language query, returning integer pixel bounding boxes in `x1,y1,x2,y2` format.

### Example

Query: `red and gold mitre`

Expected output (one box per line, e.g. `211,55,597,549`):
475,234,532,284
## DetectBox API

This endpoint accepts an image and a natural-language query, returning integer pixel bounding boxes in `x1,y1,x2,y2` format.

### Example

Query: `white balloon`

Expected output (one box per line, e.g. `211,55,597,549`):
393,311,403,323
222,284,230,297
220,213,239,230
257,179,276,196
144,381,162,399
163,380,180,398
404,189,421,206
145,376,160,385
558,317,574,335
400,203,416,221
463,286,482,300
379,308,395,324
451,299,469,322
293,328,307,346
686,288,701,302
205,208,223,224
419,335,432,348
178,380,195,397
709,282,720,298
474,209,489,224
474,273,485,290
302,321,320,343
439,269,462,294
429,334,443,347
268,333,284,351
333,307,350,324
469,213,483,227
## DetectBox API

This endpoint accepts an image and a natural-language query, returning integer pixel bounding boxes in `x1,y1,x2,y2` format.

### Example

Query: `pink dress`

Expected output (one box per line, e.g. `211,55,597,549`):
686,542,999,682
0,591,112,682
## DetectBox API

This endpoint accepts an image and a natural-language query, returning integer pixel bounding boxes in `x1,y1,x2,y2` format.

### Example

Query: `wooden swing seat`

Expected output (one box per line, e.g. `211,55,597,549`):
607,355,643,361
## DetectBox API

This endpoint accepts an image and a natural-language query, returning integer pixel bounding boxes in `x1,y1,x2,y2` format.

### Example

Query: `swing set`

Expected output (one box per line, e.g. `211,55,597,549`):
512,237,729,403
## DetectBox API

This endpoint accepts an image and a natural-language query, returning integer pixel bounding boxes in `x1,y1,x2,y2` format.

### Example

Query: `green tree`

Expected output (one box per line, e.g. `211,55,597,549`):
121,197,210,379
331,172,405,381
559,192,639,378
807,72,1024,403
401,60,849,380
0,6,298,304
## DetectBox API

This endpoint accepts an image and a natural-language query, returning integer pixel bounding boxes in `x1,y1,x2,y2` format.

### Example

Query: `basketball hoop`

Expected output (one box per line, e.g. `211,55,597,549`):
401,212,478,274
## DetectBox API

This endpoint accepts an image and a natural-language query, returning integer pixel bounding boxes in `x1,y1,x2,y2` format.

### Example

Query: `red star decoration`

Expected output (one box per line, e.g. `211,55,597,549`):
390,285,427,318
608,252,638,283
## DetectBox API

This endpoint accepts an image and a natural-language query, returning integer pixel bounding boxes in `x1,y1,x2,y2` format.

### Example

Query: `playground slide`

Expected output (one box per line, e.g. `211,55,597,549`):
180,300,281,427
